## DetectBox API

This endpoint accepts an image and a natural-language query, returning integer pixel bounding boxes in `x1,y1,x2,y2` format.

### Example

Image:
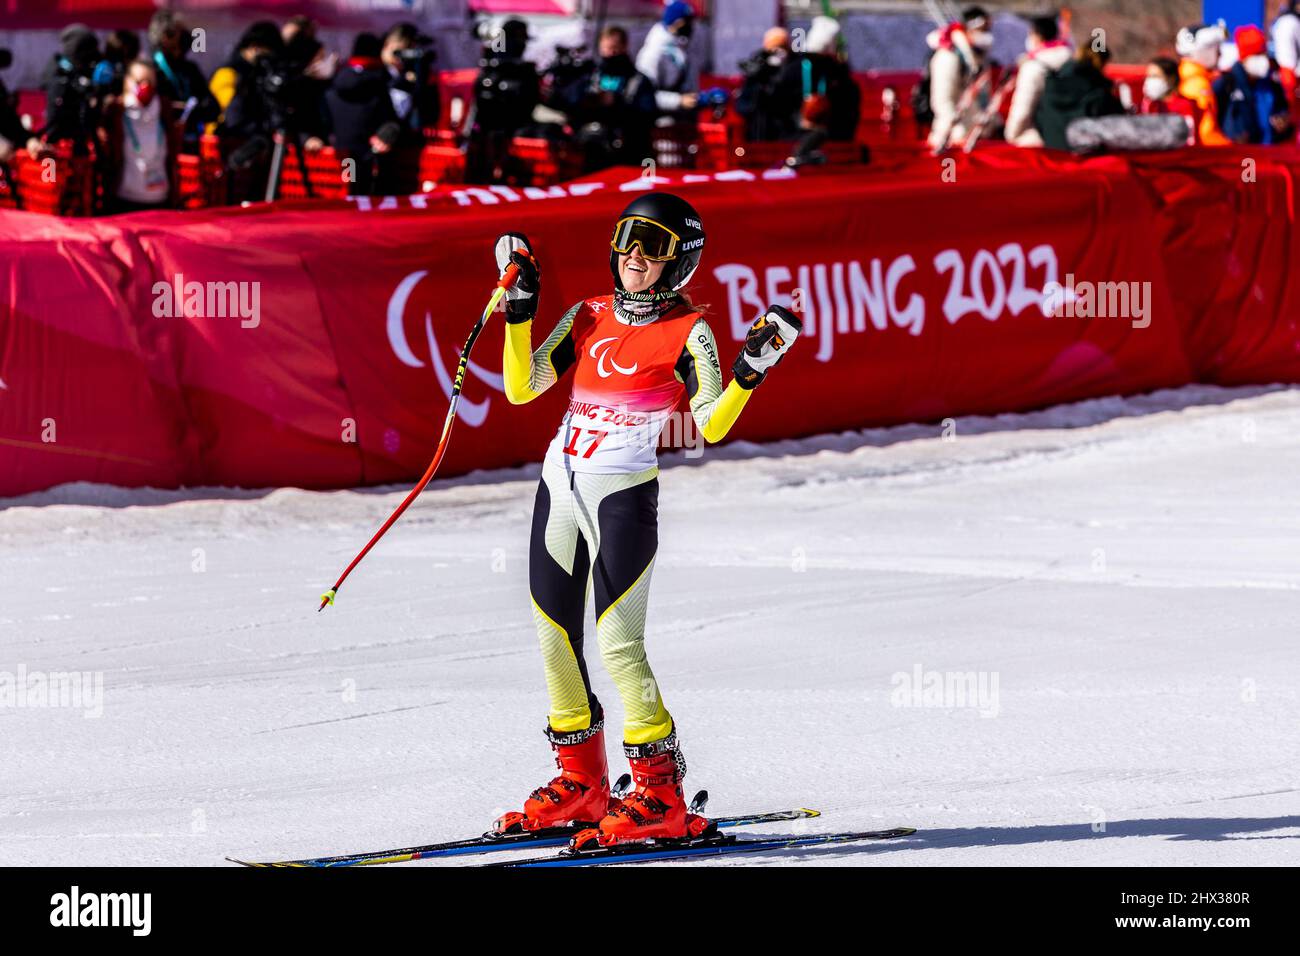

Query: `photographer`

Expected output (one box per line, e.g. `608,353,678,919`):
148,11,219,151
547,27,657,171
210,21,285,201
279,16,336,147
282,26,335,151
211,22,283,139
465,18,539,183
37,24,102,157
736,27,800,141
326,33,399,196
382,22,440,141
794,17,861,145
746,16,860,165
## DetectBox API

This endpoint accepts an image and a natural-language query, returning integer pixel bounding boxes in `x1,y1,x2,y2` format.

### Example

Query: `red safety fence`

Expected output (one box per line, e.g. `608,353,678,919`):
2,146,1299,497
0,143,97,215
175,135,226,209
6,67,929,217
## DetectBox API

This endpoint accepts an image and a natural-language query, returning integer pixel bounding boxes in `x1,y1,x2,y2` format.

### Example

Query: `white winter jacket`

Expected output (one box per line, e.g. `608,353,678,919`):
1274,12,1300,74
926,27,981,151
1004,42,1073,147
636,23,695,111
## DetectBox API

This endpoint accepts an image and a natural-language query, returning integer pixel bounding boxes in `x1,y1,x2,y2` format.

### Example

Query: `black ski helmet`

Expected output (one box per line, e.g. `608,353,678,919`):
609,192,705,295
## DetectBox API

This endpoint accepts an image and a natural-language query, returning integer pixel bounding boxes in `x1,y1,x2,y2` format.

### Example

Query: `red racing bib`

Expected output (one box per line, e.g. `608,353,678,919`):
545,296,700,473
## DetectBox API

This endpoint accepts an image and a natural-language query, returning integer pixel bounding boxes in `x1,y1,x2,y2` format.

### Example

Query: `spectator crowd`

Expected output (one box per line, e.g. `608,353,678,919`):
926,5,1298,154
0,3,1298,216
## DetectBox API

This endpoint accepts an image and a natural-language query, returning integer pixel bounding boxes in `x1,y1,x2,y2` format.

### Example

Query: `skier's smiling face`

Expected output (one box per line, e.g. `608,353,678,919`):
618,248,666,294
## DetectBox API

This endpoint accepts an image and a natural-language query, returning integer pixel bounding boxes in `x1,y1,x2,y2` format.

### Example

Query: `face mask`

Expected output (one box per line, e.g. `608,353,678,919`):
1025,37,1037,54
133,81,155,106
971,31,994,51
1192,45,1218,69
1243,54,1271,79
1142,77,1169,101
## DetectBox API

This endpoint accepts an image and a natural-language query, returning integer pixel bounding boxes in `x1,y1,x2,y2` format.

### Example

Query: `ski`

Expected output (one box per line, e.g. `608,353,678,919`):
227,807,823,867
490,826,917,868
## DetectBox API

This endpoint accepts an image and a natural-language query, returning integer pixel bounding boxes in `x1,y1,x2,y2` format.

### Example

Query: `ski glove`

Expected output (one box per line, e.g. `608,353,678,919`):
732,305,802,389
494,232,541,323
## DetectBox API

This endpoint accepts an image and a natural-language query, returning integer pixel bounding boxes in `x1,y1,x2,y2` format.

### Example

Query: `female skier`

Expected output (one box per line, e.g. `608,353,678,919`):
490,192,801,850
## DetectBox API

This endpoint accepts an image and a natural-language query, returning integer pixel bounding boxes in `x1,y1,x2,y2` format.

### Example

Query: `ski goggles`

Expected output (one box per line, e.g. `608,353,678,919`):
610,216,681,261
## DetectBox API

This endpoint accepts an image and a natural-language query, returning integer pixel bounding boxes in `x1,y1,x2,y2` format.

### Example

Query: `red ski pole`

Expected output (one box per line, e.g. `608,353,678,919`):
318,263,519,611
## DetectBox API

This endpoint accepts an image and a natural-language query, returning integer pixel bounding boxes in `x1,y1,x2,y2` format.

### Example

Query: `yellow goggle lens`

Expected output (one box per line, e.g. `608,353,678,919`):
610,217,680,261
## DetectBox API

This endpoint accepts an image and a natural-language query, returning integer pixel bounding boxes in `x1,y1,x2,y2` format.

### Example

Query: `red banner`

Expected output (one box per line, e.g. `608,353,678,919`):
3,149,1299,498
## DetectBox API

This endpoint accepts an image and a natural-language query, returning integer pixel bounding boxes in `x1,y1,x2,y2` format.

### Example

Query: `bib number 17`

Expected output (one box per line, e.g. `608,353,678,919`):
563,427,609,459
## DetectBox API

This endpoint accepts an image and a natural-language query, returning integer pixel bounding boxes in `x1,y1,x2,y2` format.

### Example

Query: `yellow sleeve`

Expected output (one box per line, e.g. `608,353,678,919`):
503,303,580,405
679,319,751,443
210,66,238,113
700,380,752,443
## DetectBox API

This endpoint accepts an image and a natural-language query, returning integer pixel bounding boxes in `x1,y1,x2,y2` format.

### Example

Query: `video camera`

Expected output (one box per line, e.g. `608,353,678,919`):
476,57,535,113
541,44,595,112
395,39,436,80
738,47,788,80
248,53,309,131
549,45,592,79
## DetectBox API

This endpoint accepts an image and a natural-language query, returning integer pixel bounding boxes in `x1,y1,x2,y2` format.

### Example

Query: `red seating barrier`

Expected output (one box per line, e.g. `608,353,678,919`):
12,60,1277,201
697,69,925,170
175,135,225,210
418,143,466,187
6,65,1150,211
0,144,95,215
274,145,350,201
697,117,866,170
650,123,701,168
509,136,583,185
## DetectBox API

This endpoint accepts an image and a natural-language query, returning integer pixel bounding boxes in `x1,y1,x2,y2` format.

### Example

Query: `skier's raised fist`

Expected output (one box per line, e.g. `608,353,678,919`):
493,233,540,320
732,305,802,389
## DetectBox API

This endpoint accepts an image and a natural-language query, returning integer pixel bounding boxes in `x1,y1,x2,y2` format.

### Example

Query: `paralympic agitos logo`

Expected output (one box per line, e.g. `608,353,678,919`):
386,271,504,427
588,336,638,378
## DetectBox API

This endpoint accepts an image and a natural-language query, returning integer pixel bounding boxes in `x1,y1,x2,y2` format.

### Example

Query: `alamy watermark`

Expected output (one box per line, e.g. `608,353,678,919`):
1042,274,1152,329
560,403,706,461
152,273,261,328
50,886,150,936
890,663,1000,717
0,664,103,717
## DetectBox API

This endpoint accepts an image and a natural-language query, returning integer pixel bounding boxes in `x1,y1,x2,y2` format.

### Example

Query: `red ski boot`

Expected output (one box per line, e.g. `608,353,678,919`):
570,728,710,851
492,718,613,836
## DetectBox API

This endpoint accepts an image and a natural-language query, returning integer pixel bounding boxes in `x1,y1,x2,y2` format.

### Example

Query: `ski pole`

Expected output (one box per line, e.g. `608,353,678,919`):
319,263,519,611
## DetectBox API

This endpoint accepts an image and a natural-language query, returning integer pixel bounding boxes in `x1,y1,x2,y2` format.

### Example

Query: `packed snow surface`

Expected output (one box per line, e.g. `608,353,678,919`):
2,385,1297,866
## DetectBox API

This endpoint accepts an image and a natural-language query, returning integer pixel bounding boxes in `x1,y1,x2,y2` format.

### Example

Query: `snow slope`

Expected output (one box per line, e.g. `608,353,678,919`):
2,384,1297,866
